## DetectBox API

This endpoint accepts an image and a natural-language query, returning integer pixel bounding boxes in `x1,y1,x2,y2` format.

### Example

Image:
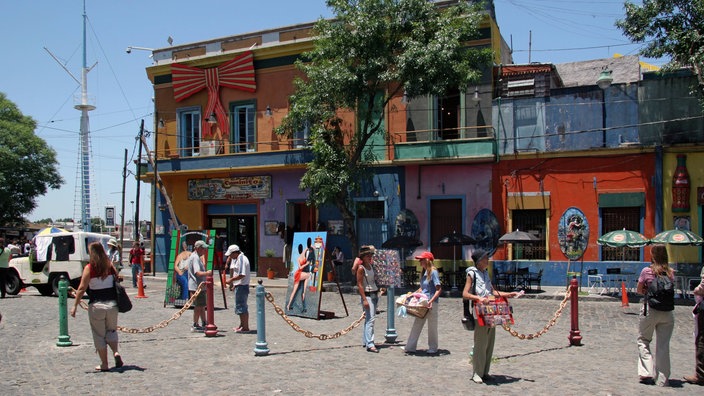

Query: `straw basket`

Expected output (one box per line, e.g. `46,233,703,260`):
404,304,429,319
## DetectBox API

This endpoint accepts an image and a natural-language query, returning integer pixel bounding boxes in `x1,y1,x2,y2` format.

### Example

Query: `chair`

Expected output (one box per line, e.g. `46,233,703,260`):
515,267,530,290
605,267,622,294
494,269,511,291
587,269,605,294
525,269,543,291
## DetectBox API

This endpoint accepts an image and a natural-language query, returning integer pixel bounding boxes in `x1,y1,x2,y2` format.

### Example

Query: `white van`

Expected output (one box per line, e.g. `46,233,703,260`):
5,231,111,296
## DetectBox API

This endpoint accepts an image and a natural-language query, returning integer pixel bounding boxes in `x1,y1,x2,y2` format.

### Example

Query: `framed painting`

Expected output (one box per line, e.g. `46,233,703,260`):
264,220,280,236
284,232,328,319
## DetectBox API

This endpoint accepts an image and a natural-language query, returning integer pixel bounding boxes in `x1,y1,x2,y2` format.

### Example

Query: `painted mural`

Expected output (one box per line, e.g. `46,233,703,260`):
558,207,589,261
471,209,500,255
285,232,327,319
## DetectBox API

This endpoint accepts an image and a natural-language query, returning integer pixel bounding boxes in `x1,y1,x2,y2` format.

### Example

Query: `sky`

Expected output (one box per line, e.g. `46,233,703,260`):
0,0,661,225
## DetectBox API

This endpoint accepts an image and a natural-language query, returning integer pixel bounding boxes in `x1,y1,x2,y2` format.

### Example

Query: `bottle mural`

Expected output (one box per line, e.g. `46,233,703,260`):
672,154,690,213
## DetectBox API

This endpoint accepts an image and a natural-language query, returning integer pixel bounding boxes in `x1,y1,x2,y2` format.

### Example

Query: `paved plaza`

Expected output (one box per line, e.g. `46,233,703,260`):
0,274,701,395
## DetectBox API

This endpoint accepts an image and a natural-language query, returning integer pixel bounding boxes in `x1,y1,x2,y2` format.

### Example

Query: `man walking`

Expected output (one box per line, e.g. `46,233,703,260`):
224,244,250,332
128,241,146,288
187,240,212,332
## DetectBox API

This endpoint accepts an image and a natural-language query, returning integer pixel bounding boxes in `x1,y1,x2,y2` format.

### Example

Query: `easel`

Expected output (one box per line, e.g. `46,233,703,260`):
331,260,349,316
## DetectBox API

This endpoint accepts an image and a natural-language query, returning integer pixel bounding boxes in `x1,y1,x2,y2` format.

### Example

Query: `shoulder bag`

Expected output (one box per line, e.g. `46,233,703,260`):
462,269,476,330
114,275,132,313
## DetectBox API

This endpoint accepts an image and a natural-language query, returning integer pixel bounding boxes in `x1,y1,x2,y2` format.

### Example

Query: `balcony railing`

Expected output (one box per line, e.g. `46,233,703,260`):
393,125,496,161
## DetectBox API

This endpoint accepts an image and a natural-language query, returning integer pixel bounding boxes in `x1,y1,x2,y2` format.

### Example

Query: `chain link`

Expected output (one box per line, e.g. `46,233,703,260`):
501,290,571,340
70,282,206,334
264,291,365,340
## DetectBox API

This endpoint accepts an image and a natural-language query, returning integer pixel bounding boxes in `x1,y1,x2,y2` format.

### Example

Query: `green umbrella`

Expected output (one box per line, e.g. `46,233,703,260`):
650,228,703,246
597,228,649,248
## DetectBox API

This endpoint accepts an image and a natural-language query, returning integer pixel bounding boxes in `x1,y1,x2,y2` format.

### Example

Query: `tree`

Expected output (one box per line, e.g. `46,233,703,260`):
277,0,492,252
0,92,64,227
616,0,704,99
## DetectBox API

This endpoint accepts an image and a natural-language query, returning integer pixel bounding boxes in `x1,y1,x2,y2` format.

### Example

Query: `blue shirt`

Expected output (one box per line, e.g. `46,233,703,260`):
419,269,441,301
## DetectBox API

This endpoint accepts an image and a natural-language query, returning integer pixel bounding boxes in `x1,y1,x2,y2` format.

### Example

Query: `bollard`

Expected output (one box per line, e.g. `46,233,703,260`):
205,275,218,337
254,280,270,356
384,286,398,343
568,275,582,346
135,270,148,298
56,276,73,347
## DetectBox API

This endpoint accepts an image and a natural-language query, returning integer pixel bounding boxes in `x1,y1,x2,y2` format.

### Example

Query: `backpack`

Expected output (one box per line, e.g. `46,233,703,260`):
646,274,675,312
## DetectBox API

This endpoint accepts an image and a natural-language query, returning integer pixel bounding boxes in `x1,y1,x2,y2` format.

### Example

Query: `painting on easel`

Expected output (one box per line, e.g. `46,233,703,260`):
284,232,328,319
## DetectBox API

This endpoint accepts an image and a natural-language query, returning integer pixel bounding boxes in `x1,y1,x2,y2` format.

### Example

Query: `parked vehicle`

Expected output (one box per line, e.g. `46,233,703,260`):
5,231,112,296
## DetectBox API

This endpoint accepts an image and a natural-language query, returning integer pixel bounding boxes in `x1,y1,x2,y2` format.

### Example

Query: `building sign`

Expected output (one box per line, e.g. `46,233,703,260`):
105,206,115,227
188,176,271,200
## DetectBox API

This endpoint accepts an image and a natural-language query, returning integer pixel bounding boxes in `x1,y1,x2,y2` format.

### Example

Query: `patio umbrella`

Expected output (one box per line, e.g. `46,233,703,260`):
499,229,539,244
438,231,476,289
36,227,69,236
596,228,649,248
650,228,703,245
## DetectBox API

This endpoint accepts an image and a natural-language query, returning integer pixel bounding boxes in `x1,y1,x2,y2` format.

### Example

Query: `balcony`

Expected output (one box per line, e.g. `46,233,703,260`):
393,126,496,163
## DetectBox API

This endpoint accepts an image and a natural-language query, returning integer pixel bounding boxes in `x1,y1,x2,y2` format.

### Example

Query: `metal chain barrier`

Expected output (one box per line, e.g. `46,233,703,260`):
501,290,571,340
70,282,205,334
264,291,365,340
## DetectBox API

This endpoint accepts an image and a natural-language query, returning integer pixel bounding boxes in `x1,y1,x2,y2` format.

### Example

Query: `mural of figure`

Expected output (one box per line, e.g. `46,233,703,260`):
286,243,315,312
173,241,191,301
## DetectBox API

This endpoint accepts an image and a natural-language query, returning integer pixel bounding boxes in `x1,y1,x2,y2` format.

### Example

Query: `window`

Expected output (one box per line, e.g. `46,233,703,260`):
231,102,256,152
601,207,641,261
292,121,310,148
511,209,546,260
178,108,201,157
435,89,461,140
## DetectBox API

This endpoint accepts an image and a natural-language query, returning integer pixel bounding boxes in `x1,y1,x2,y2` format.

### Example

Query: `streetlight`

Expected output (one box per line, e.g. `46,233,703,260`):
596,67,613,148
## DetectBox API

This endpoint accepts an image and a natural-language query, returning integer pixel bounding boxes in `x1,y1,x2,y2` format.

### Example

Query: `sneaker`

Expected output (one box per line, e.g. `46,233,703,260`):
482,374,494,382
191,325,204,333
472,373,483,384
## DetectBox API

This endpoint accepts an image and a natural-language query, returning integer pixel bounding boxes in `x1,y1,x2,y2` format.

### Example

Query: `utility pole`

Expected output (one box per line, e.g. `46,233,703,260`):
120,149,127,249
134,120,144,241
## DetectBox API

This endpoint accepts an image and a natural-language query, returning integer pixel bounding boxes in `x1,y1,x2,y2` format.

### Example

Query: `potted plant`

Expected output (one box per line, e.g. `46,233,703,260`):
265,249,276,279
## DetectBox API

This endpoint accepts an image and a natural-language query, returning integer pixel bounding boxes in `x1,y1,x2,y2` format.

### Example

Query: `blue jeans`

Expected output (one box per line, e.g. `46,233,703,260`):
131,263,143,287
234,285,249,314
176,272,189,300
361,293,378,348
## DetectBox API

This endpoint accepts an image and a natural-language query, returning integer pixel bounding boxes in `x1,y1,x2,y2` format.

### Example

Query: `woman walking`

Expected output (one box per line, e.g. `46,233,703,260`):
404,251,442,355
70,242,124,372
636,243,675,386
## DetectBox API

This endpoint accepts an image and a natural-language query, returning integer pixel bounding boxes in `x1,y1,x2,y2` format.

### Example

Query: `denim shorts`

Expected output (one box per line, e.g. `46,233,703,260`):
234,285,249,314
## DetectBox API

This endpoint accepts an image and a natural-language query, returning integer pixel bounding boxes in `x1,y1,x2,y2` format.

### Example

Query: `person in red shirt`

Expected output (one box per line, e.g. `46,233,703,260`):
128,241,146,288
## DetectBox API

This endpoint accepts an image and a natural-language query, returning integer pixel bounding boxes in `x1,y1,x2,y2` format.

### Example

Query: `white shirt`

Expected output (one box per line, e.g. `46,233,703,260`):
230,253,250,287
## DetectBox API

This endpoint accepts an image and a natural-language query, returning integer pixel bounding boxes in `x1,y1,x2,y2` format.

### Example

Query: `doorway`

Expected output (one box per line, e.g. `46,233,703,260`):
211,215,257,271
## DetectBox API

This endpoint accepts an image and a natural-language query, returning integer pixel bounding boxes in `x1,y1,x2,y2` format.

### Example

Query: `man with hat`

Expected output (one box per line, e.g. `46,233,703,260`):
187,240,212,332
107,238,123,279
463,249,519,384
224,244,251,333
356,245,380,352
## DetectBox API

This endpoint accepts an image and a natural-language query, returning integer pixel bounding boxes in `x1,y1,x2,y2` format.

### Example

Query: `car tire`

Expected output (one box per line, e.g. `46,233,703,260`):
5,270,22,295
36,284,54,296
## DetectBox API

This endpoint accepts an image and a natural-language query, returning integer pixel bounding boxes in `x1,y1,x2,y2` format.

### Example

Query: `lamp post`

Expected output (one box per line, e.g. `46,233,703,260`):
596,67,613,148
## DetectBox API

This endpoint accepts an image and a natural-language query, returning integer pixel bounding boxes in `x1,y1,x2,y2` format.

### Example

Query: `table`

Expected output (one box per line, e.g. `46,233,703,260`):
601,272,637,295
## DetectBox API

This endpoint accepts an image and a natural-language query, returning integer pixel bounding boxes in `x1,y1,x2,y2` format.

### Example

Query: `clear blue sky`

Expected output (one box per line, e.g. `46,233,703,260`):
0,0,658,224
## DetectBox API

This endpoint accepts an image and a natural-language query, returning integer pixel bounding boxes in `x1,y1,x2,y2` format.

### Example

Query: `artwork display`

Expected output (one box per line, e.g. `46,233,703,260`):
674,216,691,231
371,249,402,288
164,229,215,307
471,209,500,255
264,221,280,235
557,207,589,261
285,232,328,319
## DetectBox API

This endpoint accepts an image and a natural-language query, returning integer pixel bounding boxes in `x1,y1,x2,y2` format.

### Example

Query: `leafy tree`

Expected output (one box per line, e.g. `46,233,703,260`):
616,0,704,99
91,217,106,232
34,218,54,224
277,0,491,251
0,92,64,227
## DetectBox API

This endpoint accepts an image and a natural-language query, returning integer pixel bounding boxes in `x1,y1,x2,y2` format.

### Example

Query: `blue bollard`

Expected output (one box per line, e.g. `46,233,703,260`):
384,286,398,343
254,280,270,356
57,276,73,347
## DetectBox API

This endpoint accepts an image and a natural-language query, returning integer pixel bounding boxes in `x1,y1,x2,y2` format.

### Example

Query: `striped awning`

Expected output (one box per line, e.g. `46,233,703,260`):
172,51,256,139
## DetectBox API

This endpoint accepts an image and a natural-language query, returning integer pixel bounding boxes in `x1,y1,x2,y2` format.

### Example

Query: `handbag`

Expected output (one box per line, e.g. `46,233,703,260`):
462,270,476,331
114,275,132,313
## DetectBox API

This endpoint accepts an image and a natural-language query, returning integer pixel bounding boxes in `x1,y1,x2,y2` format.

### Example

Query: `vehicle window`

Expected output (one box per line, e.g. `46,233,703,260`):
53,236,75,261
84,236,110,255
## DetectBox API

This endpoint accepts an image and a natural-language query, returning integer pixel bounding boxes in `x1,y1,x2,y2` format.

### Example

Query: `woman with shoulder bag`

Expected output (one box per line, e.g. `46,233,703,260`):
636,244,675,386
70,242,124,372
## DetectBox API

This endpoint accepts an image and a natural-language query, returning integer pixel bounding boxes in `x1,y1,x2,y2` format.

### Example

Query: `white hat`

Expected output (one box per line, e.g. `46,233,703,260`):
107,238,118,247
225,244,241,256
194,240,209,249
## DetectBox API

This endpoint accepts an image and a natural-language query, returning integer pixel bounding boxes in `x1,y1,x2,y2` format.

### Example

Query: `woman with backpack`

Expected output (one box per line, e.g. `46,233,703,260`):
636,243,675,387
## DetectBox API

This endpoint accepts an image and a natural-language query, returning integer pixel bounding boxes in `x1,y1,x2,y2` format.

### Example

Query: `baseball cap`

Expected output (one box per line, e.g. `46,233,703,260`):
471,249,489,263
194,240,209,249
225,244,241,256
414,251,435,261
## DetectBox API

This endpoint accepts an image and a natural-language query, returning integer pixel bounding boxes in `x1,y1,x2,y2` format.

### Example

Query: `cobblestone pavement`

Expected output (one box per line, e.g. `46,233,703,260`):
0,276,701,395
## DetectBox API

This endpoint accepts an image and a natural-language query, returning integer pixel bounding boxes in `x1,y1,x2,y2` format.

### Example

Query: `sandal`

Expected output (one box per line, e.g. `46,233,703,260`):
95,365,110,372
114,353,124,368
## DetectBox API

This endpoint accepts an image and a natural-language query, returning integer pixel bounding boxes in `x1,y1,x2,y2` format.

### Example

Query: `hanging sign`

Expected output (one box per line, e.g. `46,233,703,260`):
188,176,271,200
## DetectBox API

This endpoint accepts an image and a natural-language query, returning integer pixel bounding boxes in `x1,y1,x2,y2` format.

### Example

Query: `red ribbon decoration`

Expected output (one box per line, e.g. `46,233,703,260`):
172,51,256,139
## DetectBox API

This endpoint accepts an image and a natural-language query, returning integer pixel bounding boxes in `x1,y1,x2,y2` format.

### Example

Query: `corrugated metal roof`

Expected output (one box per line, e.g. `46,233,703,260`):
555,55,642,87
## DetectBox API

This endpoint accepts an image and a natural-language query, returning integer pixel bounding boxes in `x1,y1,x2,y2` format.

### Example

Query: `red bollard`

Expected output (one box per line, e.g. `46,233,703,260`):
568,275,582,346
204,275,218,337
